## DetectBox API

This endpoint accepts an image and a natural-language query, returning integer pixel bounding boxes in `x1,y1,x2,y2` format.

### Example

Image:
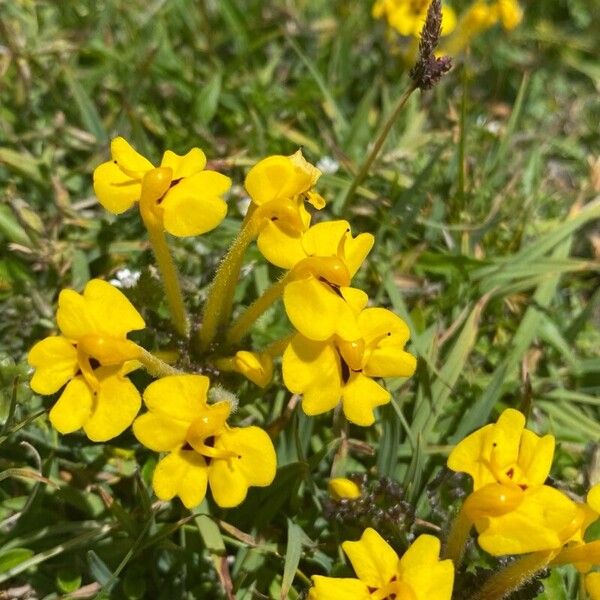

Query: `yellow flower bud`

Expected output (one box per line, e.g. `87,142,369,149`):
328,478,361,500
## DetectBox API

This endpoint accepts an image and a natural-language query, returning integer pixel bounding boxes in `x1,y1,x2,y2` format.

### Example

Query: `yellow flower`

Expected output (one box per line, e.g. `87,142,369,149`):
495,0,522,30
215,350,274,388
447,408,555,491
372,0,457,37
283,306,417,425
447,409,587,555
329,478,361,500
93,137,231,237
244,151,325,266
133,375,277,509
283,220,374,342
309,528,454,600
27,279,144,441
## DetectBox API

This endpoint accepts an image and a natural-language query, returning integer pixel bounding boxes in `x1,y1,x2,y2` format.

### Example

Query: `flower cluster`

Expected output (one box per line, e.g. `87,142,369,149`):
27,138,416,510
27,135,597,598
373,0,522,59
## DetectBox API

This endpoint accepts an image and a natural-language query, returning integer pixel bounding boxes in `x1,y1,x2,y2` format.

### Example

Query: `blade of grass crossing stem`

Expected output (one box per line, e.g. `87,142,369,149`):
451,224,576,441
281,519,304,599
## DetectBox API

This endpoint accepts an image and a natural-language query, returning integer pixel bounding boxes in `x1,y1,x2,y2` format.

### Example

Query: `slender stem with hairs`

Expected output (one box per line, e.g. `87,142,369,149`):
444,504,473,568
198,213,260,352
138,348,182,378
467,551,554,600
226,273,292,345
139,168,189,338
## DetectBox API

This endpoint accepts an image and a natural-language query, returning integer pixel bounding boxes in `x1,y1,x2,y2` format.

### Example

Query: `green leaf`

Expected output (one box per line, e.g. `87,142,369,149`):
63,69,108,144
56,567,83,593
195,71,223,125
281,519,304,599
0,548,34,573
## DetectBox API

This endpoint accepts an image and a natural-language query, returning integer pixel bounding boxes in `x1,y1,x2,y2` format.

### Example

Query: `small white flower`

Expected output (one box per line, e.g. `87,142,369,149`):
316,156,339,175
109,268,141,289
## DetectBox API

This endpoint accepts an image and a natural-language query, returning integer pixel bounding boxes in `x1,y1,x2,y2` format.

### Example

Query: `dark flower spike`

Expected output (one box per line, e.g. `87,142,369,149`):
410,0,453,90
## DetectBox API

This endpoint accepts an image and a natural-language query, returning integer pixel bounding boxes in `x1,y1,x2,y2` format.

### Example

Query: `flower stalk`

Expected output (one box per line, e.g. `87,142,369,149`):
467,550,554,600
137,348,182,378
139,169,189,338
198,212,261,352
226,273,292,345
444,504,472,567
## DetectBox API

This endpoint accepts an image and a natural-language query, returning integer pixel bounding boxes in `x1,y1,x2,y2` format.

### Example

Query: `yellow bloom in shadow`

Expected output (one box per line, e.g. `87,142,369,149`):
373,0,457,37
133,375,277,509
27,279,144,441
244,151,325,267
283,306,416,425
93,137,231,237
309,528,453,600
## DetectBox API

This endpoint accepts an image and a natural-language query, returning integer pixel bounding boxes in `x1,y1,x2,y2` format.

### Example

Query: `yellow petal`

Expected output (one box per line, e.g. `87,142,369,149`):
83,370,141,442
342,372,390,426
284,277,361,342
93,161,141,214
340,287,369,314
329,478,361,500
441,4,457,35
208,426,276,508
475,485,583,555
496,0,522,30
447,409,529,490
153,449,208,509
519,430,555,487
111,136,153,176
358,307,411,348
245,155,297,205
342,527,399,589
57,279,145,341
588,484,600,514
343,232,374,277
160,148,207,179
143,375,209,423
257,220,306,269
463,483,524,520
363,347,417,378
49,376,93,434
28,336,78,394
399,535,454,600
234,351,273,388
301,220,350,258
282,334,342,416
586,573,600,600
309,576,370,600
245,152,318,205
132,412,188,452
161,170,230,237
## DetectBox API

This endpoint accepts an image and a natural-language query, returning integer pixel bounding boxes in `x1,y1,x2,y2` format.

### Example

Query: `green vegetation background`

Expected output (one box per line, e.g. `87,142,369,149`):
0,0,599,598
